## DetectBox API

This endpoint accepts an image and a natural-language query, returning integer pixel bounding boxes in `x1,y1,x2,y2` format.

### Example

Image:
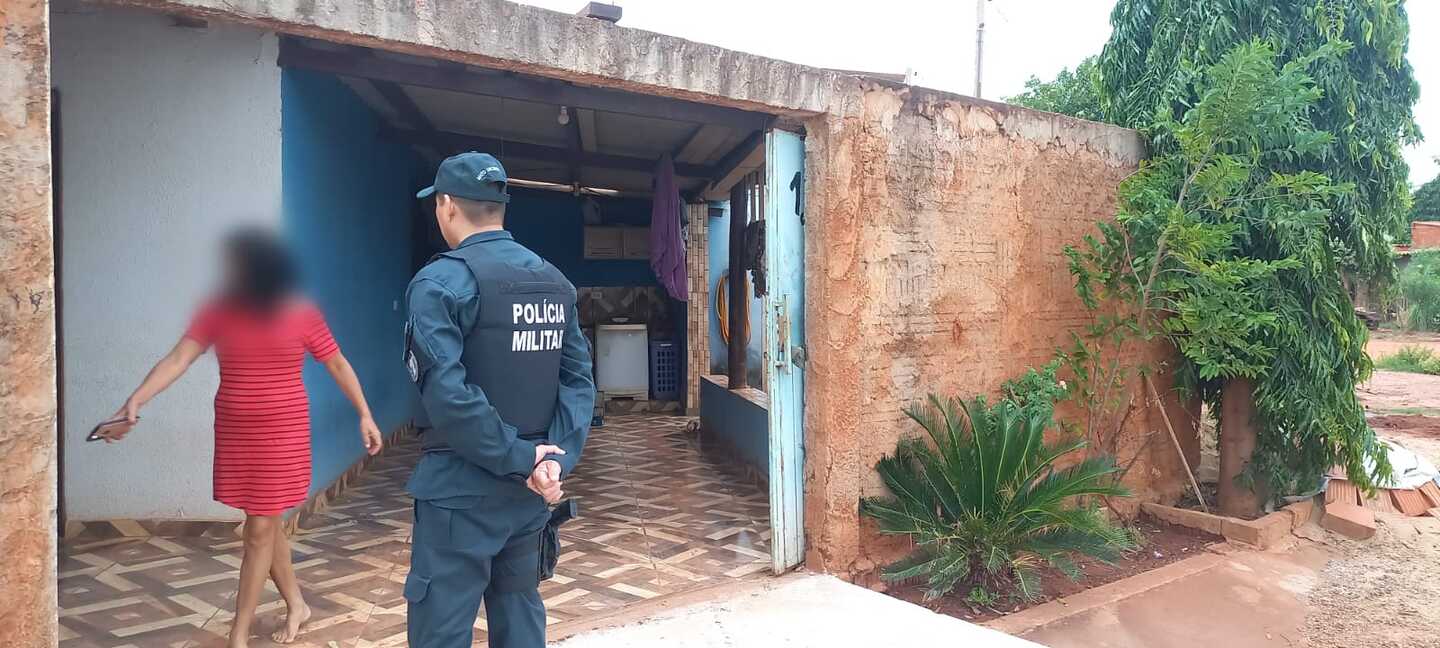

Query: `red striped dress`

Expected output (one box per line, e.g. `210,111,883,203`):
185,299,339,516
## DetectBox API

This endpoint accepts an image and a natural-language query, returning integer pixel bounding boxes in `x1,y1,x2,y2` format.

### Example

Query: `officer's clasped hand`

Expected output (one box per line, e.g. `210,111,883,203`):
532,444,564,466
528,444,565,504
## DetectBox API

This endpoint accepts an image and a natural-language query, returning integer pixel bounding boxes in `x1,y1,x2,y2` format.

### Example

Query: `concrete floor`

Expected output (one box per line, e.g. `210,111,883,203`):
556,574,1042,648
1003,546,1331,648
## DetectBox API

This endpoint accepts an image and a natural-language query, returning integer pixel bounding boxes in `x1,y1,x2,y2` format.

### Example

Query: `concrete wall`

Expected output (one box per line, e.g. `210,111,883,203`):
0,0,56,643
706,203,766,387
281,68,419,497
801,87,1193,577
114,0,838,117
53,8,282,521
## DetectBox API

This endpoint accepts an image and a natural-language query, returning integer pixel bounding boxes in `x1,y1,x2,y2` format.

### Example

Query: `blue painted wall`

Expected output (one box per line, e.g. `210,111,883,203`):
282,69,421,497
699,376,769,479
706,202,765,385
507,188,657,288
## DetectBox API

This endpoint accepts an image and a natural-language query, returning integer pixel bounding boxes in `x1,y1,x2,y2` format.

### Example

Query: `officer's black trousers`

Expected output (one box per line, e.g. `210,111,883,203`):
405,490,550,648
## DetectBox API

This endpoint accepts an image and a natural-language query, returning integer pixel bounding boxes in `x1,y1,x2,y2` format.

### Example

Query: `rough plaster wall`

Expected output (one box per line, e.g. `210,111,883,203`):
0,0,57,644
113,0,838,117
52,7,282,521
801,85,1196,577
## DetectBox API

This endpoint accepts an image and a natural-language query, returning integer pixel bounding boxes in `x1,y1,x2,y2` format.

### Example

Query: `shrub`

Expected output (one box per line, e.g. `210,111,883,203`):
860,395,1134,603
1001,359,1068,421
1398,251,1440,332
1374,346,1440,376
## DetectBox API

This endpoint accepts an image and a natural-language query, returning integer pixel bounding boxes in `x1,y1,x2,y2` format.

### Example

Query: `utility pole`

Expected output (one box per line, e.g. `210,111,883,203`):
974,0,986,98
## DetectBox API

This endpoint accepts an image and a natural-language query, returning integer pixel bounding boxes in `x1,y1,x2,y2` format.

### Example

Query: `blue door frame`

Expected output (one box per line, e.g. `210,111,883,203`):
764,128,806,572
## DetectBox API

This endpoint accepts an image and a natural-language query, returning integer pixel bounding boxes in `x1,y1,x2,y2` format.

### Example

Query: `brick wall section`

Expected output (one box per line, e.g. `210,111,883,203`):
0,0,58,645
685,203,711,411
1413,221,1440,249
801,86,1195,578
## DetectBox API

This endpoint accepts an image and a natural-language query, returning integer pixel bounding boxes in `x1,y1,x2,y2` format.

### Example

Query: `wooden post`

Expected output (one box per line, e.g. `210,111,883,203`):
727,178,749,389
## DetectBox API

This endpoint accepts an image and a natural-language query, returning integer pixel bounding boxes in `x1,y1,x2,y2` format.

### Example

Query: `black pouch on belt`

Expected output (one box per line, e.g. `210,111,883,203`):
539,499,578,581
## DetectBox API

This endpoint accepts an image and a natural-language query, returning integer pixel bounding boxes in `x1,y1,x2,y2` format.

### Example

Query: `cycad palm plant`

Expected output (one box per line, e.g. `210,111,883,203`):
860,395,1134,603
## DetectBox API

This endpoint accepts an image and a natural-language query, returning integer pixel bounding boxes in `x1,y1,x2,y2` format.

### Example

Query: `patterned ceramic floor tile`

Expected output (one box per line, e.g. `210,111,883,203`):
59,414,770,647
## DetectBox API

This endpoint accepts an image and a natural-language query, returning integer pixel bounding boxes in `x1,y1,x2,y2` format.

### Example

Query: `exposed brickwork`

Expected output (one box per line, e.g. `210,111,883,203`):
801,86,1193,577
1221,512,1293,549
686,203,711,411
1412,221,1440,249
1142,502,1225,535
1321,502,1377,540
0,0,58,645
1282,498,1316,530
1143,502,1300,549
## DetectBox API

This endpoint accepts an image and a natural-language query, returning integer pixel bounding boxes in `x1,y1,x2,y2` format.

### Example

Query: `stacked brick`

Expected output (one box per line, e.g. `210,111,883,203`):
684,203,711,411
1412,221,1440,249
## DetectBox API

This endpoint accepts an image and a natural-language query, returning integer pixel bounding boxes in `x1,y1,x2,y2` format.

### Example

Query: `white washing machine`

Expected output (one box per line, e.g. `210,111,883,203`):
595,323,649,399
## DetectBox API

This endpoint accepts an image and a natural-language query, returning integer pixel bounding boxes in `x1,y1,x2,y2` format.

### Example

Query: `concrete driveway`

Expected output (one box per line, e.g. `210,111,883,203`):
990,545,1331,648
555,573,1041,648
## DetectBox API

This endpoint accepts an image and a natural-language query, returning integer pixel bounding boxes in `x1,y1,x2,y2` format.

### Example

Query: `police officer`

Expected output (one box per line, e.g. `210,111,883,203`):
403,152,596,648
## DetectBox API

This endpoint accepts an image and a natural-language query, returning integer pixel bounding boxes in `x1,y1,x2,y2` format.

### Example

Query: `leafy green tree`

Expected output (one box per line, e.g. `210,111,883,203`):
860,395,1132,603
1099,0,1421,283
1408,166,1440,242
1069,41,1387,516
1005,57,1106,122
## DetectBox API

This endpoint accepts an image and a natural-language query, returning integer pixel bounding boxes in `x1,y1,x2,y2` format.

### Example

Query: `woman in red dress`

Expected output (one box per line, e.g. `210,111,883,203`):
102,229,383,647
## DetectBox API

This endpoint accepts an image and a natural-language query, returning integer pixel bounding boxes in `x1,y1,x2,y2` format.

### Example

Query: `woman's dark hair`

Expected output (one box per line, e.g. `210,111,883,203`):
223,227,298,311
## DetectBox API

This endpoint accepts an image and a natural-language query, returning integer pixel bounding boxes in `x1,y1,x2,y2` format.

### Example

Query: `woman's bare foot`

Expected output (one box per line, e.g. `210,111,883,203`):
270,600,312,644
226,630,250,648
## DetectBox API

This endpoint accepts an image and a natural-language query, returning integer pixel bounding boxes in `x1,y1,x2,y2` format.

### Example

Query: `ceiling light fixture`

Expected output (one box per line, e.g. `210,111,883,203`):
557,106,571,126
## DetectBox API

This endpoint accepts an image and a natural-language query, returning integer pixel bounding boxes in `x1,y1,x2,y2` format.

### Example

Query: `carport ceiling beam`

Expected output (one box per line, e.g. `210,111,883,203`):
705,131,765,198
371,80,435,132
673,123,725,162
566,108,586,184
278,40,772,132
576,109,599,153
384,127,718,179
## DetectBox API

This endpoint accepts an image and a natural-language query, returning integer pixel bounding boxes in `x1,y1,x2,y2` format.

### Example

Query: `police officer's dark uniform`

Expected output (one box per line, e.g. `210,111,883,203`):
403,152,595,648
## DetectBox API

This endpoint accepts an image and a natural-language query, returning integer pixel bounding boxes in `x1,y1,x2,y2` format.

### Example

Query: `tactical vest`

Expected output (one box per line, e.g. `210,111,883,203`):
427,239,576,445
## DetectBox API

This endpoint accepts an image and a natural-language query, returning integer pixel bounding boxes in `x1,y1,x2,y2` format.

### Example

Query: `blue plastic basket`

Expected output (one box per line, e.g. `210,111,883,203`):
649,340,680,401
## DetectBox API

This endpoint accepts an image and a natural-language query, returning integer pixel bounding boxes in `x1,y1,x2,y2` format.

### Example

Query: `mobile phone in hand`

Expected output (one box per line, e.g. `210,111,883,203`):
87,416,139,442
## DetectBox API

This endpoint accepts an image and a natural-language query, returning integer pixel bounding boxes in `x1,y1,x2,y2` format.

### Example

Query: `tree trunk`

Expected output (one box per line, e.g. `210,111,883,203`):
1218,378,1263,518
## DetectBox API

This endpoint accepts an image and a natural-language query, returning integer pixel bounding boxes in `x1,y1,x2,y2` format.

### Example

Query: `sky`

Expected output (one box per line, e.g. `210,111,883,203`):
516,0,1440,187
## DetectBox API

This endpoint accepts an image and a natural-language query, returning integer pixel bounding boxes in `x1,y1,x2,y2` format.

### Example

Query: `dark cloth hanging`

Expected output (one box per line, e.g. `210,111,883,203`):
743,219,767,297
